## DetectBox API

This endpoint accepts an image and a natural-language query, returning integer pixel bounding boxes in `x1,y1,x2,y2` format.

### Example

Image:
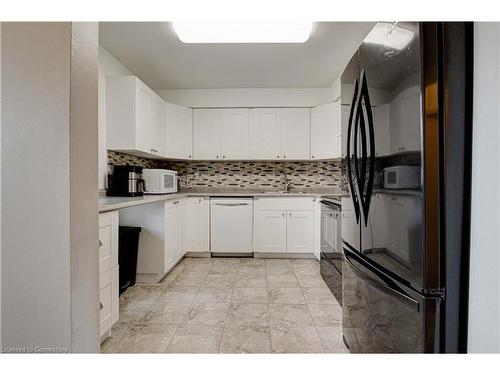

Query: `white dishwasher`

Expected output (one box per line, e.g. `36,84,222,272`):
210,198,253,254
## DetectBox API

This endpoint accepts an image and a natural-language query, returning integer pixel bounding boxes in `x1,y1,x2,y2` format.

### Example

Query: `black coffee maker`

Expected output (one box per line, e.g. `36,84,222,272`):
107,165,145,197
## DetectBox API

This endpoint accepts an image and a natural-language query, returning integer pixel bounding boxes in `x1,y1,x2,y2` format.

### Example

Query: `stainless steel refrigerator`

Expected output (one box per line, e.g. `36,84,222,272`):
340,22,473,353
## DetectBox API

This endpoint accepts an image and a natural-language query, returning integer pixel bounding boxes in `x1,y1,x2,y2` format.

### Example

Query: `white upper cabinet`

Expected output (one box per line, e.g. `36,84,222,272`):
164,102,193,159
193,108,251,160
341,105,350,158
149,94,166,156
220,108,251,159
193,109,221,160
311,101,341,159
390,86,421,153
373,104,391,157
399,87,421,152
251,108,310,160
106,76,165,158
251,108,283,160
282,108,311,160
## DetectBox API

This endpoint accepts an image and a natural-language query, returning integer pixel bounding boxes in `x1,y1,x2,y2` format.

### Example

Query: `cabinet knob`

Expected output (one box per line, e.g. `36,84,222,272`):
282,213,285,218
189,155,192,158
289,213,292,217
222,155,226,159
311,155,315,159
277,155,280,159
283,155,286,159
216,155,219,159
98,239,103,247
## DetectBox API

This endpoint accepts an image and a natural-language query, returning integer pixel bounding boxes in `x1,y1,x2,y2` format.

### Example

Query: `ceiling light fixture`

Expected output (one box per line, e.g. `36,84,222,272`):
364,22,414,50
172,21,313,44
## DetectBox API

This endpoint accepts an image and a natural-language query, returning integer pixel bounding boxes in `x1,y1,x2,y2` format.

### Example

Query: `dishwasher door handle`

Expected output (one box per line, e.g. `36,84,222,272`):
213,203,249,206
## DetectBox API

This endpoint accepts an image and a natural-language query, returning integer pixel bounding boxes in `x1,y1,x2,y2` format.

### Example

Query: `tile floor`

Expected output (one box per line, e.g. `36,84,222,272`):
101,257,349,354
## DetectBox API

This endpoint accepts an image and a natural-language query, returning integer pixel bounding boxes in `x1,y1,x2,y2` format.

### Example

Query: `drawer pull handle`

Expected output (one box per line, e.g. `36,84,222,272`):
98,240,103,247
100,302,103,310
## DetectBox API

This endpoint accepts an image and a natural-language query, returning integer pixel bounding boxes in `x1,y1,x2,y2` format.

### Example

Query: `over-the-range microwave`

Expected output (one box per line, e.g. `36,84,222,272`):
383,166,421,190
143,169,178,194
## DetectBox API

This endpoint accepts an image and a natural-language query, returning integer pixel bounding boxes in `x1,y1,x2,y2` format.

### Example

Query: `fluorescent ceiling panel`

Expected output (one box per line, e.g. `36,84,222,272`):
172,21,313,43
364,23,414,50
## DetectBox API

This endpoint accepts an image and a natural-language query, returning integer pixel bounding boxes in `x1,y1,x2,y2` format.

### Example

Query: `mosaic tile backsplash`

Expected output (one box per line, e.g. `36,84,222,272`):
108,151,342,192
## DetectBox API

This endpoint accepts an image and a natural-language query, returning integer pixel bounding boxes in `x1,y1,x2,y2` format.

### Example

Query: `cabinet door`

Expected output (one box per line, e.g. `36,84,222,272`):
165,103,193,159
178,199,188,259
149,94,165,156
98,211,118,275
311,102,341,159
390,97,403,154
286,210,314,253
165,201,180,271
254,210,287,252
135,83,151,153
193,109,221,159
340,105,350,158
373,104,391,157
220,108,250,159
400,88,421,152
282,108,310,160
187,197,209,252
341,209,359,249
251,108,283,160
99,266,118,338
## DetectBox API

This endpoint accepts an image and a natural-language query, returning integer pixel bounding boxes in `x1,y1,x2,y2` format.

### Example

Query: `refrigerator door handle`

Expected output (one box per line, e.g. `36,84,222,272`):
346,77,361,223
344,248,420,311
358,70,376,224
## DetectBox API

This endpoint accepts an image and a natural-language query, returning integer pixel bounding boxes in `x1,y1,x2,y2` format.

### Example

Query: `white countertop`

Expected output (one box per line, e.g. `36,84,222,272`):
99,189,342,213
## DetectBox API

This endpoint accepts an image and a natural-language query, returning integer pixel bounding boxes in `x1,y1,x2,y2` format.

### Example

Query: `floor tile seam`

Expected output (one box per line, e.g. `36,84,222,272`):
304,298,327,353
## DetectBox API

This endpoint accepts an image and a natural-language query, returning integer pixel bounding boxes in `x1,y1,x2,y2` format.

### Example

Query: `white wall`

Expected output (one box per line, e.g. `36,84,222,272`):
155,87,339,108
468,22,500,353
1,22,73,350
1,22,99,352
70,22,100,352
98,46,133,190
0,22,2,349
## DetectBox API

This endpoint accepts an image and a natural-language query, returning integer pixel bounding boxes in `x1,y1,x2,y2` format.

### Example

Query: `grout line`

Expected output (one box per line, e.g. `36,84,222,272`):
217,258,239,353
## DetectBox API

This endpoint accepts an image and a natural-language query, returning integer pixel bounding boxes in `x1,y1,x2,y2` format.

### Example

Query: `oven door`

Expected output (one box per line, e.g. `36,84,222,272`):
320,200,342,304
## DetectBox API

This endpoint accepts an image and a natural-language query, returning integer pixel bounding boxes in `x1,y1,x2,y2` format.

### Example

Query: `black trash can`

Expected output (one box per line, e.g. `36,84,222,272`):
118,226,141,294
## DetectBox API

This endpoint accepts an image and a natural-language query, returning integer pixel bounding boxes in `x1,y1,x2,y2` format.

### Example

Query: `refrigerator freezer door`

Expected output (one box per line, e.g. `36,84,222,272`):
342,245,426,353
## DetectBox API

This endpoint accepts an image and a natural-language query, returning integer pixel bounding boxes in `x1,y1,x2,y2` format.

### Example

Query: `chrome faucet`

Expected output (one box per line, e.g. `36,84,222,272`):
275,169,295,193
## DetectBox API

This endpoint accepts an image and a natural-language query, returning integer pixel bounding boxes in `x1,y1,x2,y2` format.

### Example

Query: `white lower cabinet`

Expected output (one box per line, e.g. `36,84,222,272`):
254,210,287,252
119,196,210,283
99,266,119,341
164,200,182,271
186,197,210,252
98,211,119,341
286,210,314,253
253,198,316,254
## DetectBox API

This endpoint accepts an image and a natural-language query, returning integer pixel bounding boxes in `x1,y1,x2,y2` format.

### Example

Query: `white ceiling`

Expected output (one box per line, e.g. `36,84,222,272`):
99,22,375,90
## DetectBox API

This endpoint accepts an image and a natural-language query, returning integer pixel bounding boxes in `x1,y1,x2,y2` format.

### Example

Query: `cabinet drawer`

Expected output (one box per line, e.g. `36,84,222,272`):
99,211,118,274
99,281,112,336
254,197,315,211
99,266,119,338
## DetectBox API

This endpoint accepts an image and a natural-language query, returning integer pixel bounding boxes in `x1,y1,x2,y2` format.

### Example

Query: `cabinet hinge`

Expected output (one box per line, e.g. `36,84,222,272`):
422,287,446,300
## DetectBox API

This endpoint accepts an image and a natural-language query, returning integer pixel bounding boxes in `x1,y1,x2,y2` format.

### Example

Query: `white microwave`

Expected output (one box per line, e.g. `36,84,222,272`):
143,169,178,194
383,166,421,190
